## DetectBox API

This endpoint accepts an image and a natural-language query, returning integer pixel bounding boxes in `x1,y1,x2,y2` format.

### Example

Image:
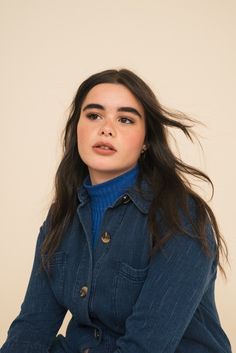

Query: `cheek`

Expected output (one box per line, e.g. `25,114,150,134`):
77,123,88,149
77,127,87,158
125,130,145,153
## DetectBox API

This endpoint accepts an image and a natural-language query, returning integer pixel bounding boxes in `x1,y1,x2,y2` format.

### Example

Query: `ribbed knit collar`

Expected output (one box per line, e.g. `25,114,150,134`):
83,165,138,208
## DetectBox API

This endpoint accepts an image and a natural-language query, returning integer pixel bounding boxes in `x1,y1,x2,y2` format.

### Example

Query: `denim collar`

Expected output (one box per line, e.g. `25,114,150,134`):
77,180,153,215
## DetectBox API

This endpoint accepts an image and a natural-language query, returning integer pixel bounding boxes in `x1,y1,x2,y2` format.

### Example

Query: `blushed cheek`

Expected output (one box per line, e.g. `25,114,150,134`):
128,133,145,155
76,124,87,155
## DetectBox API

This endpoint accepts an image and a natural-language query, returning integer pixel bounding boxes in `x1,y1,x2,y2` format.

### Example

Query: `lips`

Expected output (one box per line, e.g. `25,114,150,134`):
93,142,116,151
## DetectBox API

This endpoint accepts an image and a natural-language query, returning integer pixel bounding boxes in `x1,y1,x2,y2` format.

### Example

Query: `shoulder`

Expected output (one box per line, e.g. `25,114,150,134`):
157,193,216,252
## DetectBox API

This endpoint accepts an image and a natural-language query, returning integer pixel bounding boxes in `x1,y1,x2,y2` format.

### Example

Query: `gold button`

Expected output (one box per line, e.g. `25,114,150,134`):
80,286,88,298
101,232,111,244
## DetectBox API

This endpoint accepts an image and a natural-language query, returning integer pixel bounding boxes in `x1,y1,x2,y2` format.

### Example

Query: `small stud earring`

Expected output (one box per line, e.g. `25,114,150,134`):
141,145,147,154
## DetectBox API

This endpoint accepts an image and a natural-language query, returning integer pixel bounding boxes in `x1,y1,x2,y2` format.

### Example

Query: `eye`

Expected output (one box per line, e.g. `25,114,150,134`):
86,113,101,120
119,117,135,124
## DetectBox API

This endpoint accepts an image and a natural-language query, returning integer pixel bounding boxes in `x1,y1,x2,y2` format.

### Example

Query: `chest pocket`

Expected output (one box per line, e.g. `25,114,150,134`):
113,262,149,329
43,251,67,305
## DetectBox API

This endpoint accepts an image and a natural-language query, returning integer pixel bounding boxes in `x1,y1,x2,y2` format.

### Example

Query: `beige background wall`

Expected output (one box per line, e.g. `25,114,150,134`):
0,0,235,350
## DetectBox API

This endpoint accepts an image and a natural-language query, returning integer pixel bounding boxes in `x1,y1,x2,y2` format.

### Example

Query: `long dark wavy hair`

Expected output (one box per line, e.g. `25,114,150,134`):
41,68,227,274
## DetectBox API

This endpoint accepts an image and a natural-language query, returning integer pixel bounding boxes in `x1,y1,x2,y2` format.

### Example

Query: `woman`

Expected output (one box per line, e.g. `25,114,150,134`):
1,69,232,353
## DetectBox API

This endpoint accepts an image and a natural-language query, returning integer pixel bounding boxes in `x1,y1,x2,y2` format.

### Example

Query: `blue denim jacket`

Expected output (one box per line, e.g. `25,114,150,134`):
1,184,232,353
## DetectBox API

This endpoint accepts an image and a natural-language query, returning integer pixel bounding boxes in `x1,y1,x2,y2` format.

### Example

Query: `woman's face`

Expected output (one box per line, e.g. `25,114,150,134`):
77,83,146,185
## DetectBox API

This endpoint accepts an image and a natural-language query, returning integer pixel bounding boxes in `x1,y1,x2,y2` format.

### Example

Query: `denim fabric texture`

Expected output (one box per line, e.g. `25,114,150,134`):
0,183,232,353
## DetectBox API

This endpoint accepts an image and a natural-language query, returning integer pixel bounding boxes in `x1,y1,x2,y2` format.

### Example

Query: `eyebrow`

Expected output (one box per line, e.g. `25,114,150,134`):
82,103,143,118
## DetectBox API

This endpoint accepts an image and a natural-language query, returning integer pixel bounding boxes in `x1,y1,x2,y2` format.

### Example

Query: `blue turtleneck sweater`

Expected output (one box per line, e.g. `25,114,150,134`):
83,166,138,248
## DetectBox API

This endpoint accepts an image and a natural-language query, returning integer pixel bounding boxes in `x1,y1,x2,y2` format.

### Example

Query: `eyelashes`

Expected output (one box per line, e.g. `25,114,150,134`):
86,113,100,120
85,113,135,125
118,117,134,124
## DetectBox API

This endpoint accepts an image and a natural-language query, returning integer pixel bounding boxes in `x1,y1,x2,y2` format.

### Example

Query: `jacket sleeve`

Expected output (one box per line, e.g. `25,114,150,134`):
113,222,216,353
0,220,67,353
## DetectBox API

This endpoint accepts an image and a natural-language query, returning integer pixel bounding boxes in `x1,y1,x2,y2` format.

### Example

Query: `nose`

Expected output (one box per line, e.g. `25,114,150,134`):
101,129,112,137
98,121,115,137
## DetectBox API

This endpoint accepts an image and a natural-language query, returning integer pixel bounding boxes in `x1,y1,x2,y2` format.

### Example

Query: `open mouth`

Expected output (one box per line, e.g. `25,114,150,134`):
93,142,116,151
96,145,114,150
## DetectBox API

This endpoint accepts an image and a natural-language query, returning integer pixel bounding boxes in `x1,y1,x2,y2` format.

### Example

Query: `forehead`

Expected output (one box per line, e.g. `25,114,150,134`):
82,83,144,113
